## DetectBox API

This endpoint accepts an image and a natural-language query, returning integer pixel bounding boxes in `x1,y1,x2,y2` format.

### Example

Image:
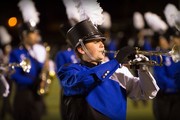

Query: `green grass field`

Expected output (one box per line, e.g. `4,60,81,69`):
126,99,155,120
1,78,155,120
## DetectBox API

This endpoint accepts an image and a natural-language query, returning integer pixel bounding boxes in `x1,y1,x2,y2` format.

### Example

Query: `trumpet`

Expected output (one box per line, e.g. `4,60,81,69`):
0,58,31,97
104,45,180,66
0,58,31,74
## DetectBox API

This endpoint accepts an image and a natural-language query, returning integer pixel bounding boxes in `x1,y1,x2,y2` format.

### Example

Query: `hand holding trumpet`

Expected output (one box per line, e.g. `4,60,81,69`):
0,58,31,97
0,58,31,75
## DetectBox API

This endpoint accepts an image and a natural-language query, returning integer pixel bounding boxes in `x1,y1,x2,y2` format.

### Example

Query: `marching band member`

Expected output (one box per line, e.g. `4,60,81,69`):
0,26,13,120
147,4,180,120
9,0,46,119
55,0,80,118
55,0,80,70
58,0,159,119
58,18,159,120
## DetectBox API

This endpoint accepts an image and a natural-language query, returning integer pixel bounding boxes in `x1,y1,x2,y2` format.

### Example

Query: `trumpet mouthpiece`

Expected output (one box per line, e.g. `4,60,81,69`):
103,50,119,58
103,50,117,54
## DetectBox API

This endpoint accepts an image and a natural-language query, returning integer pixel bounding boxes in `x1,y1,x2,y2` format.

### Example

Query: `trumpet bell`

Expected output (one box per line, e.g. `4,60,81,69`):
19,58,31,73
169,45,180,63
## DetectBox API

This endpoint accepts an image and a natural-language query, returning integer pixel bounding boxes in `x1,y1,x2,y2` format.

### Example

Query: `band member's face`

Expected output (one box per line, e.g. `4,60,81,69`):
84,39,105,62
159,37,169,50
172,37,180,46
4,44,12,55
24,31,41,46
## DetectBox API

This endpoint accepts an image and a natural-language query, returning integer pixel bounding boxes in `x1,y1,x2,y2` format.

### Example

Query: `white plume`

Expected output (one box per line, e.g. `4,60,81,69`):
101,11,112,29
133,12,145,30
18,0,40,26
0,26,12,45
144,12,168,33
164,3,180,31
175,12,180,31
62,0,80,26
73,0,104,26
164,3,179,27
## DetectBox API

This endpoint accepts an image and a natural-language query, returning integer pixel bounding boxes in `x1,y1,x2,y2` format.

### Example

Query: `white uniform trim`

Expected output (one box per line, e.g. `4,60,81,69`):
110,65,159,100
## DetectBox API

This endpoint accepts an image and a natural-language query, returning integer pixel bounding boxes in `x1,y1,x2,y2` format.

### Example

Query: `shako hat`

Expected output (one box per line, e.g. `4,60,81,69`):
67,19,106,48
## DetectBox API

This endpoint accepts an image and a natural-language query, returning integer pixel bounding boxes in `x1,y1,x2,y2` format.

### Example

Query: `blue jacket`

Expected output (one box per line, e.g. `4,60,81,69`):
153,55,180,93
58,59,127,120
55,49,78,71
9,46,43,87
107,39,118,60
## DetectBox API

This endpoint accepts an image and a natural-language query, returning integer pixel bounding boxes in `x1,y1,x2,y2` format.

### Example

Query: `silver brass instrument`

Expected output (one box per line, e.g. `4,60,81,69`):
0,58,31,97
104,45,180,66
104,50,120,58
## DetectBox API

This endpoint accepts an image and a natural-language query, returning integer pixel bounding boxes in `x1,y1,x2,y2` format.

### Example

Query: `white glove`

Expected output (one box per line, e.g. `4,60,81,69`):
133,54,149,62
132,54,150,71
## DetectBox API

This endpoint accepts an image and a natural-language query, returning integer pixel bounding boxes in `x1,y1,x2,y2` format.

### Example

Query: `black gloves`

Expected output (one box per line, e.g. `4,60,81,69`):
115,46,151,71
115,46,136,64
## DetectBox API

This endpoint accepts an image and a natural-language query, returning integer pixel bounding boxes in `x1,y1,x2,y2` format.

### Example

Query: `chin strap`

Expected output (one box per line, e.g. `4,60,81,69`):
79,39,96,61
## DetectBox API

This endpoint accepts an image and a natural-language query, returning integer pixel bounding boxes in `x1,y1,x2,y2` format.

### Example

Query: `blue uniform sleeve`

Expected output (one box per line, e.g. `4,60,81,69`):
58,59,120,96
143,38,152,51
9,51,33,85
153,65,177,90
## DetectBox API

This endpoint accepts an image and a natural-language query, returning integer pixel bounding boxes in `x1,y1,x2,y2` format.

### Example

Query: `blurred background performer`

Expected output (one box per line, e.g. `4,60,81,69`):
163,3,180,48
131,11,154,51
128,11,145,49
0,26,13,120
55,41,78,70
129,11,154,108
55,0,80,70
144,11,168,52
99,11,119,60
164,3,180,33
55,0,80,118
146,4,180,120
9,0,46,120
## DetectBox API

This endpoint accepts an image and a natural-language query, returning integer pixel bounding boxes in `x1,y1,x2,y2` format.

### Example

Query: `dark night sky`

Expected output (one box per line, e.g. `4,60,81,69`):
0,0,179,56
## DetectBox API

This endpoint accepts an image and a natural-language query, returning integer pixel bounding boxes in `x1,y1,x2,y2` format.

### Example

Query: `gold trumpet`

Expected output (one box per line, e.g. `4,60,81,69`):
104,45,180,66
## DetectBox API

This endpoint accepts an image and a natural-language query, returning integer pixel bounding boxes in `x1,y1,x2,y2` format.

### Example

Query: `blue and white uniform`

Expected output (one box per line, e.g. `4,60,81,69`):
55,48,78,70
153,56,180,93
9,45,45,120
153,55,180,120
58,59,159,120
